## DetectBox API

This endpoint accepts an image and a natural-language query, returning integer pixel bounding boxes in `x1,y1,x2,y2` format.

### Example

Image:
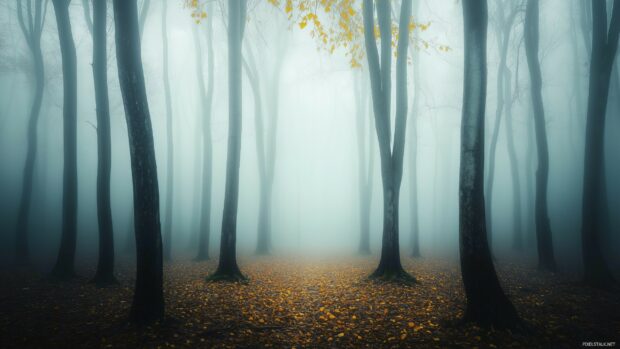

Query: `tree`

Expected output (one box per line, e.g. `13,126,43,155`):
242,18,287,256
122,0,153,256
51,0,79,280
485,0,520,251
524,0,556,272
192,3,214,261
85,0,118,285
362,0,413,281
458,0,520,329
161,0,175,262
580,0,619,289
353,70,374,255
408,0,421,258
14,0,48,266
113,0,164,323
209,0,248,281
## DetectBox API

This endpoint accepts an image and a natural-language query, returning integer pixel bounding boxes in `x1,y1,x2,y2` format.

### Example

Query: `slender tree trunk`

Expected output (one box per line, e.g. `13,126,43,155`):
261,36,286,255
15,0,46,266
581,0,618,288
113,0,164,323
459,0,520,329
91,0,117,285
354,71,372,255
504,71,523,250
194,11,214,261
408,2,421,257
242,43,270,255
209,0,247,281
486,4,517,251
161,0,174,262
524,0,556,272
526,105,536,248
51,0,79,280
363,0,413,281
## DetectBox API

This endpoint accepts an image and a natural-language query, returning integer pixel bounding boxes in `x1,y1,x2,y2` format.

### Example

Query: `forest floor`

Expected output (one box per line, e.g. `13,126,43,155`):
0,256,619,348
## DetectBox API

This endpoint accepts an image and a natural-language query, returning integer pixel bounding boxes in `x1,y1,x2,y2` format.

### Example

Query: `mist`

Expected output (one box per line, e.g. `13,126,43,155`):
0,0,619,347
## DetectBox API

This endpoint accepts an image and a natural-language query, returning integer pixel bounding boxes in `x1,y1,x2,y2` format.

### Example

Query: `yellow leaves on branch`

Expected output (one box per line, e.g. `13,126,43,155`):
268,0,445,69
184,0,207,24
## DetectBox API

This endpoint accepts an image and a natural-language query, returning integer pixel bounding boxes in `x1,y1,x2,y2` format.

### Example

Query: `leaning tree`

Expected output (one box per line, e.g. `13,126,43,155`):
458,0,521,329
113,0,165,323
15,0,48,266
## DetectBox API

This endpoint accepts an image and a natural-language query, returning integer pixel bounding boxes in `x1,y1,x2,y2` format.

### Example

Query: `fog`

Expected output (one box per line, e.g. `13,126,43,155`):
0,0,619,272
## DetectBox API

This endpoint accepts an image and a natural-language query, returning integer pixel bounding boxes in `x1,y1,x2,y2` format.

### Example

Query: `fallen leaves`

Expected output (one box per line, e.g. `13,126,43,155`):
0,257,619,348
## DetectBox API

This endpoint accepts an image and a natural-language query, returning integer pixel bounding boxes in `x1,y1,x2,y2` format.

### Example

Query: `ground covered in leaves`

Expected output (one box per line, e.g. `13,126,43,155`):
1,256,619,348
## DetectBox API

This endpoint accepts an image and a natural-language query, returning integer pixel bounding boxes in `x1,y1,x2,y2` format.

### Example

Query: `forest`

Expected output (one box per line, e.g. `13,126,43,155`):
0,0,619,348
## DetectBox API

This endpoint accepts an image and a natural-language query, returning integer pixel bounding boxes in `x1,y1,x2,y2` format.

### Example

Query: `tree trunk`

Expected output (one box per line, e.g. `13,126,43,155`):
526,105,536,247
459,0,520,329
503,70,523,250
408,11,421,258
242,43,270,255
113,0,164,323
580,0,618,289
485,4,517,251
524,0,556,272
354,71,372,255
90,0,117,285
193,10,214,262
363,0,413,281
162,0,174,262
15,0,46,266
51,0,79,280
209,0,247,281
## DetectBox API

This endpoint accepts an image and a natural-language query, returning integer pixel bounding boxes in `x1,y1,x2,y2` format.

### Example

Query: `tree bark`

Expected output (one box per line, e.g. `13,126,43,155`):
459,0,520,329
209,0,247,281
363,0,414,281
580,0,618,288
51,0,79,280
15,0,47,266
91,0,117,285
524,0,556,272
162,0,174,262
113,0,164,323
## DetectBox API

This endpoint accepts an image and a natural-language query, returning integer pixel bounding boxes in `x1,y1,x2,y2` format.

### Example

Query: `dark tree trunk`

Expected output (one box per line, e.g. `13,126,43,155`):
15,0,47,266
162,0,174,262
113,0,164,323
363,0,414,281
51,0,79,280
89,0,117,286
193,11,214,262
458,0,520,329
581,0,619,289
209,0,247,282
524,0,556,272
